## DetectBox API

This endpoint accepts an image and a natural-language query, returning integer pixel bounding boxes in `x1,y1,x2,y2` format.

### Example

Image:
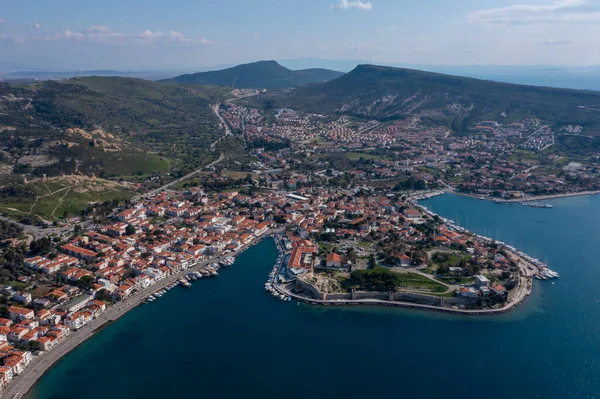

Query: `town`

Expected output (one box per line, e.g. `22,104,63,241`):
220,100,600,201
0,180,561,392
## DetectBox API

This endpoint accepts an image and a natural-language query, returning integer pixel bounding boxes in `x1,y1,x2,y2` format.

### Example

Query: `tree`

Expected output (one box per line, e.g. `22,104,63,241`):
77,275,96,290
125,224,136,236
30,237,52,255
95,289,111,302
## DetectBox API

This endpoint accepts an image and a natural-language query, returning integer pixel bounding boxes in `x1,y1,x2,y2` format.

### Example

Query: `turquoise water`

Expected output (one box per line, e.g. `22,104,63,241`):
27,193,600,399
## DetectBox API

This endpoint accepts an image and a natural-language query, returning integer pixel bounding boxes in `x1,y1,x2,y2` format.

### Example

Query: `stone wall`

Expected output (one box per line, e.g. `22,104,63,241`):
294,277,325,300
351,291,389,300
325,293,352,300
391,292,442,306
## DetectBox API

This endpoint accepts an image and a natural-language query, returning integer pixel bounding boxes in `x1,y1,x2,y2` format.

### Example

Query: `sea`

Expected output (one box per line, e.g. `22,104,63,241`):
26,193,600,399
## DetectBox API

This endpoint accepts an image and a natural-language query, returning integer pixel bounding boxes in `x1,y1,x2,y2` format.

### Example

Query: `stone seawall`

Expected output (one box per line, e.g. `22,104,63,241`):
293,276,462,307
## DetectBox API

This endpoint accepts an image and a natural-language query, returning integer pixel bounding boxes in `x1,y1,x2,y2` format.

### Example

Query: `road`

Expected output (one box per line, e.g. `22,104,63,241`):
141,92,261,199
140,153,224,199
210,102,232,152
0,216,70,241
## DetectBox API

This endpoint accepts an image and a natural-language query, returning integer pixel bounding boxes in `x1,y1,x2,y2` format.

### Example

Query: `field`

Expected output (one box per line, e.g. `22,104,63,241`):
395,272,448,293
507,149,539,163
0,176,134,220
345,152,382,161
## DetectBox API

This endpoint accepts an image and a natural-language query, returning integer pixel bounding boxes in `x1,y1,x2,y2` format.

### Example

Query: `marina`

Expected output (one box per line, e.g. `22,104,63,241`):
143,263,227,302
264,235,292,302
417,200,560,283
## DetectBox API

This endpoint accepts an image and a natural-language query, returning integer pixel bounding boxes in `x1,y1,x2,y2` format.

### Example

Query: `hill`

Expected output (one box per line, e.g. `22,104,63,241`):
161,60,344,89
0,76,233,219
0,77,231,179
272,64,600,131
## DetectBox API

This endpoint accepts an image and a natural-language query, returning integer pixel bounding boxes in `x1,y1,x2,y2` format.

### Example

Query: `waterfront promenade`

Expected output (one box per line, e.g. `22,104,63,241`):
0,238,263,399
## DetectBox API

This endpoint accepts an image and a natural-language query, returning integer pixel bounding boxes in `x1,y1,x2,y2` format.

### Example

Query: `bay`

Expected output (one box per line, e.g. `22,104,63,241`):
27,193,600,399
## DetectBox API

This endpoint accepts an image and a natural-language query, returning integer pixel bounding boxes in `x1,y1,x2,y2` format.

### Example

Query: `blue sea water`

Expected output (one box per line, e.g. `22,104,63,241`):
27,193,600,399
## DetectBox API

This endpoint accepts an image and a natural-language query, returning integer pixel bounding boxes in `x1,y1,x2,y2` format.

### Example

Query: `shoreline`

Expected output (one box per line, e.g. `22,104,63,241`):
2,205,546,398
0,236,268,399
269,232,533,317
272,250,533,317
453,190,600,203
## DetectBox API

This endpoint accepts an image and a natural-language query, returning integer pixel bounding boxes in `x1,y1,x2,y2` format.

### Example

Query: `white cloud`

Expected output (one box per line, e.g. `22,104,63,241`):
331,0,373,11
541,37,572,45
468,0,600,24
50,26,214,46
0,19,5,24
34,23,41,29
350,43,387,52
87,25,111,33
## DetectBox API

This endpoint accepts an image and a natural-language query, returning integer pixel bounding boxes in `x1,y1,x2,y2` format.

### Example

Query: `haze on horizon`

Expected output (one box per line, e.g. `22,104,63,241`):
2,0,600,71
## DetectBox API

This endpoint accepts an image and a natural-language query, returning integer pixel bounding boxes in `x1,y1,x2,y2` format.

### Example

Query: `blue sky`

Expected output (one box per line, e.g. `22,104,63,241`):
1,0,599,70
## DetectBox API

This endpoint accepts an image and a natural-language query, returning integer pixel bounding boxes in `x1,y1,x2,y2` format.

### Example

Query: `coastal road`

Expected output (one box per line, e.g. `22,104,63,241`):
1,235,270,399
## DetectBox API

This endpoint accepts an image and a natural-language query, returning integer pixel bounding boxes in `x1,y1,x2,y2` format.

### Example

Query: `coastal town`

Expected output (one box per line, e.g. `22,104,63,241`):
0,85,593,397
0,180,562,396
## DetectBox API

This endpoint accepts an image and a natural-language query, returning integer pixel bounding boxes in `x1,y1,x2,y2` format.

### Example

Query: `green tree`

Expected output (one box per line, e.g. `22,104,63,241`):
77,275,96,290
125,224,136,235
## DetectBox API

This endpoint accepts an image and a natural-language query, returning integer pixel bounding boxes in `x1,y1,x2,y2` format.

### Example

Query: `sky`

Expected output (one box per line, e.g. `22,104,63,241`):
1,0,600,70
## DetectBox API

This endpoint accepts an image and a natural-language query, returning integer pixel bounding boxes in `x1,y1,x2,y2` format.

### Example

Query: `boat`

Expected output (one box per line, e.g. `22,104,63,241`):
178,278,191,287
208,267,218,276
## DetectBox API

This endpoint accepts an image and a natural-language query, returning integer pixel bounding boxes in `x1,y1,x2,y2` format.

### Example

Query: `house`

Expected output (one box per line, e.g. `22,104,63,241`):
326,253,343,268
37,336,57,351
403,209,421,219
0,318,12,327
474,275,490,287
8,306,34,322
11,292,32,305
62,244,98,260
64,313,85,330
114,284,133,300
3,354,27,375
492,284,507,296
0,366,13,388
459,287,479,298
399,254,412,267
48,325,70,340
57,294,92,313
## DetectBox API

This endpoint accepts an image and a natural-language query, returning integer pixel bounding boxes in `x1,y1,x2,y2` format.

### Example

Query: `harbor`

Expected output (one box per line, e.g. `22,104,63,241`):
416,201,560,283
493,199,553,208
264,235,292,302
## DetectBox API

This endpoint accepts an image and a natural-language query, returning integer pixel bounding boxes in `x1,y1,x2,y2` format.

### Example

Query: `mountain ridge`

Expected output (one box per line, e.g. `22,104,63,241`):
160,60,344,89
271,64,600,130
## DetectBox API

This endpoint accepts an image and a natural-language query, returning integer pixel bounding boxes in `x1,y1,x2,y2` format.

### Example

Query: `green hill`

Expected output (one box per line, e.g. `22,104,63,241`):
273,64,600,130
0,77,230,180
161,60,344,89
